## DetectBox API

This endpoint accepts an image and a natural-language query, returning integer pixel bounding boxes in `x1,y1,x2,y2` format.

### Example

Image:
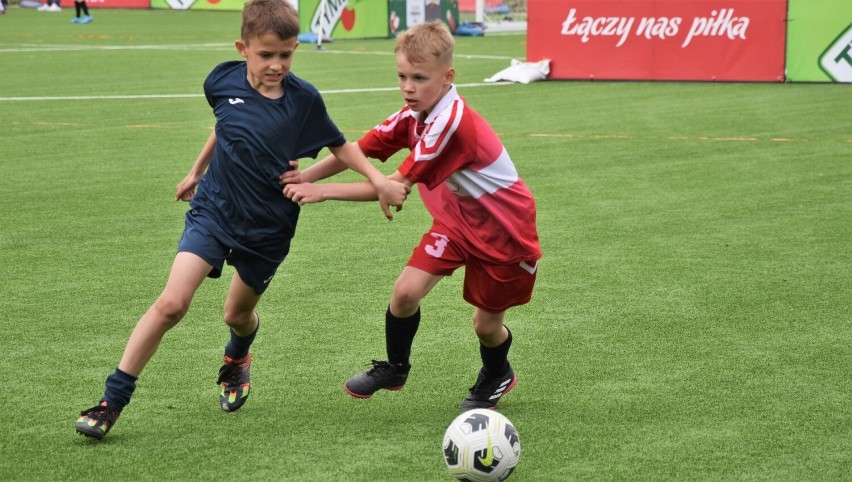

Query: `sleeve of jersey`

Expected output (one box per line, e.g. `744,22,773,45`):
203,61,235,109
357,110,410,163
203,66,220,108
293,94,347,159
398,111,474,190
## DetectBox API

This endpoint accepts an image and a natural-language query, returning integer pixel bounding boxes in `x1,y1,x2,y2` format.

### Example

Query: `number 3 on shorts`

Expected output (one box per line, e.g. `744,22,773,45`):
424,233,449,258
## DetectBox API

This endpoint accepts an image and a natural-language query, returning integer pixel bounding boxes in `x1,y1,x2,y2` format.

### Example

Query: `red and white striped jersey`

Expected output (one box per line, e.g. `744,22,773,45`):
358,86,541,264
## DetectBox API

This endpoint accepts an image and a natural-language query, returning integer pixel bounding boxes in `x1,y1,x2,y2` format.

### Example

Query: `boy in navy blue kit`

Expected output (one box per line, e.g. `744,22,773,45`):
75,0,408,440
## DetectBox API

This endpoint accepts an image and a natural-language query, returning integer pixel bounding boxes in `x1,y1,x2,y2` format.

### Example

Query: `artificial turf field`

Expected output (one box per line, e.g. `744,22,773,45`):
1,8,850,481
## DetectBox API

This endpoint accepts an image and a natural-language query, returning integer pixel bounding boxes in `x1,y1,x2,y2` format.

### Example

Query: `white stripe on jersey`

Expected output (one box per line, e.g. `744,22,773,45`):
374,108,415,133
445,147,519,198
414,98,463,162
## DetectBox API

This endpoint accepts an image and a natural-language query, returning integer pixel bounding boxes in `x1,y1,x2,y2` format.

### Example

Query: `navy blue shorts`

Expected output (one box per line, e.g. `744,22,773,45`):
177,209,290,295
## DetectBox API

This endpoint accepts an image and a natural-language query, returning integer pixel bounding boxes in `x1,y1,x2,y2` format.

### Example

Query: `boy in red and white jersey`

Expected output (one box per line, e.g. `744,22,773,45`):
283,20,541,410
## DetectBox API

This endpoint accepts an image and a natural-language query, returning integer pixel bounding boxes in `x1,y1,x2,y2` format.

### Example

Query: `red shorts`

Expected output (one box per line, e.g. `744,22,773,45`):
406,227,539,313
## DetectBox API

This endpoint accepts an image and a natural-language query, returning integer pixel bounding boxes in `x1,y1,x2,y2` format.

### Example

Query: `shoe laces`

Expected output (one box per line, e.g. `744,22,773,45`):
365,359,411,379
468,369,489,393
80,401,118,423
217,355,250,385
366,360,395,375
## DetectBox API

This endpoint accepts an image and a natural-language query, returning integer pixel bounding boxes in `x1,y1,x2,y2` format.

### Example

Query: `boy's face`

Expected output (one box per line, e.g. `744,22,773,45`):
396,52,455,114
236,32,299,97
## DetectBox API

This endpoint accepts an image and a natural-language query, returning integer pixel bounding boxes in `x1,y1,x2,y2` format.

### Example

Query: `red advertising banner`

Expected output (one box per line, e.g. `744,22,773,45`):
459,0,504,13
59,0,149,8
527,0,787,82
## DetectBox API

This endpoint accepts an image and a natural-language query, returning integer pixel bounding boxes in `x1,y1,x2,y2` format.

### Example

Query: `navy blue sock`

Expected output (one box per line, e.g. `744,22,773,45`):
224,314,259,360
101,368,138,413
480,327,512,377
385,306,420,371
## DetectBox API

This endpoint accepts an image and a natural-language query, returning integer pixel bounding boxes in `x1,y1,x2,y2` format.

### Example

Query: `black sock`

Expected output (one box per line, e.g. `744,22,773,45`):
74,1,80,16
385,306,420,371
101,368,138,412
81,2,88,15
480,327,512,377
224,314,259,360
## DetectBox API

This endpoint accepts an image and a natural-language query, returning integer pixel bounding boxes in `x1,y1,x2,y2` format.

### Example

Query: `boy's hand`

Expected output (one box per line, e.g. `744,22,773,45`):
374,178,410,220
283,182,325,205
175,176,200,202
279,160,301,185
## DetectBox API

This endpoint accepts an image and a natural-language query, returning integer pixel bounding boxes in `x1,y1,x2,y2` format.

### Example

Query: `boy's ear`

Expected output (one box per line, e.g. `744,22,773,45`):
235,39,247,58
445,67,456,84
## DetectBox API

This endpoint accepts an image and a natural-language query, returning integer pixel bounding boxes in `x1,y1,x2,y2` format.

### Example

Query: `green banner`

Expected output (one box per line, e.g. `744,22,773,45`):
299,0,389,39
786,0,852,82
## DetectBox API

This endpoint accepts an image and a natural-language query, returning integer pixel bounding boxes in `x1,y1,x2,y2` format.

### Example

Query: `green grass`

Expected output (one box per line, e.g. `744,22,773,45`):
1,8,851,481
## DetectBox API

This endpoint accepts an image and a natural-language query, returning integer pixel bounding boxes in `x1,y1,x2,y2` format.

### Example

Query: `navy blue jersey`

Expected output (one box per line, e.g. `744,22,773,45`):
190,61,346,250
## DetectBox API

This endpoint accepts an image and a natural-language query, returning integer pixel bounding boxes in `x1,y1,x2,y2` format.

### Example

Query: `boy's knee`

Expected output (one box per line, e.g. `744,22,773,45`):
395,273,431,299
472,311,506,341
391,283,423,314
223,308,255,330
473,322,501,339
153,295,190,324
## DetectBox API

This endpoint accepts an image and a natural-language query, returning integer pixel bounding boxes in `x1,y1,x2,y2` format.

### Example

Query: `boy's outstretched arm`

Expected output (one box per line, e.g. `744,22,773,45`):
176,130,216,202
328,142,410,220
279,152,348,186
302,153,347,183
284,171,412,209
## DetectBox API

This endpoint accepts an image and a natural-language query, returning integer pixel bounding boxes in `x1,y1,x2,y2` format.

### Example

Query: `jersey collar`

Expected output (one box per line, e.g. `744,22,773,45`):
417,84,458,126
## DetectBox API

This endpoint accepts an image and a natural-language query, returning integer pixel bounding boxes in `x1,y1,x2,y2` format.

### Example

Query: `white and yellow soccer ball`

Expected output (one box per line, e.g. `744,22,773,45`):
442,409,520,481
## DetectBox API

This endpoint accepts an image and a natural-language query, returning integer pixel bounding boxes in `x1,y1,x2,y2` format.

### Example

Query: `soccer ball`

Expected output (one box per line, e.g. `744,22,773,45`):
442,409,520,481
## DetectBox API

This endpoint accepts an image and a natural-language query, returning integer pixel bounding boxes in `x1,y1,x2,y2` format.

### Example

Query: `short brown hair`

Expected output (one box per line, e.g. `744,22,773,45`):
241,0,301,42
395,21,454,66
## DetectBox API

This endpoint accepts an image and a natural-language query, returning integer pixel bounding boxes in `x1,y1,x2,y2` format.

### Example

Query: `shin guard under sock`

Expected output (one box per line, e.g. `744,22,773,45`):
225,314,259,360
480,327,512,377
102,368,138,412
385,306,420,370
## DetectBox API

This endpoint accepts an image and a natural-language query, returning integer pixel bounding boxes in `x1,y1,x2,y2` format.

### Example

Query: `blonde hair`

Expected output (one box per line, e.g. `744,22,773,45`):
241,0,301,42
395,21,454,66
